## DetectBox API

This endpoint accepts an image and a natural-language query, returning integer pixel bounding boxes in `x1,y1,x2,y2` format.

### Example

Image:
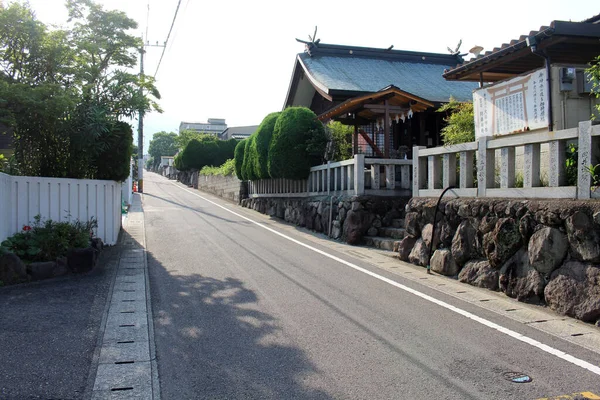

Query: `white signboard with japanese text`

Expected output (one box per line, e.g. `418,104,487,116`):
473,68,549,138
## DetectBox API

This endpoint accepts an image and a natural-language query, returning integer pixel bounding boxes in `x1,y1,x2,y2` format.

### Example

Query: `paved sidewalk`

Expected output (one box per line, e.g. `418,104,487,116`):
0,231,120,399
90,193,158,399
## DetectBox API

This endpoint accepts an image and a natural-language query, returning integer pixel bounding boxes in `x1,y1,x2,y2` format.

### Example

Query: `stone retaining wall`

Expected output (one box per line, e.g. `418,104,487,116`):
398,197,600,324
197,174,245,203
241,196,409,244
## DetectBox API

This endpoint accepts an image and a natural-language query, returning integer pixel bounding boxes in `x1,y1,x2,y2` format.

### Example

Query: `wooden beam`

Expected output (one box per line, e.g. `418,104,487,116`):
358,129,384,157
364,104,410,113
384,100,390,158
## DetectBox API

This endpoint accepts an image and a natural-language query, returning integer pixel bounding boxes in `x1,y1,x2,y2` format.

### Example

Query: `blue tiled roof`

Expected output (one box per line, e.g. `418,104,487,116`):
299,53,478,103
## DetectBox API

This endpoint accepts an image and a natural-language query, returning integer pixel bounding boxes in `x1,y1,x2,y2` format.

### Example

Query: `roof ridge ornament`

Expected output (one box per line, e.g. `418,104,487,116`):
295,26,320,57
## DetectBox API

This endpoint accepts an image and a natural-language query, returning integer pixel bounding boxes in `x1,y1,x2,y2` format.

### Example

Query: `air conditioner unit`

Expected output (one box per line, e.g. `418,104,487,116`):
576,70,595,95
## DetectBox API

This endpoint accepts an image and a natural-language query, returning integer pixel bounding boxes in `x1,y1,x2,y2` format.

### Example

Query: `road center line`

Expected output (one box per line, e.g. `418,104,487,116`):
168,180,600,377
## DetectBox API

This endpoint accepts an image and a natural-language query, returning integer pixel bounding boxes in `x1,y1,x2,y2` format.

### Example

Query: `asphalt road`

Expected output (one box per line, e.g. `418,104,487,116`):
144,172,600,400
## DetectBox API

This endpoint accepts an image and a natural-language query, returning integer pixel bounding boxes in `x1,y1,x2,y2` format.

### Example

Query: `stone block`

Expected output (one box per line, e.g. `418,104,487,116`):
0,252,27,285
430,249,459,276
458,260,499,290
544,261,600,322
528,227,568,276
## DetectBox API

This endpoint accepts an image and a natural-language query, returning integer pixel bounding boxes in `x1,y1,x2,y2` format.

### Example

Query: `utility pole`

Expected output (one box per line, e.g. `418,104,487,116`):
137,40,145,193
137,35,165,194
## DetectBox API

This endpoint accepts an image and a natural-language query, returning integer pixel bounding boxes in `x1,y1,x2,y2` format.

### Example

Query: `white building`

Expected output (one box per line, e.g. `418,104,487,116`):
179,118,227,136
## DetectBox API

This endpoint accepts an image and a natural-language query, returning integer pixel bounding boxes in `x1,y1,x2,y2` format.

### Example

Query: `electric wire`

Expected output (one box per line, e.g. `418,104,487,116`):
154,0,183,78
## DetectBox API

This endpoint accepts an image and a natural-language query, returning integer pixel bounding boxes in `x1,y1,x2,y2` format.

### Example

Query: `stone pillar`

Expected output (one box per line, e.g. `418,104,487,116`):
500,147,516,188
413,146,426,197
428,155,441,190
400,165,411,189
385,164,395,189
549,140,566,187
477,136,495,197
578,120,592,199
371,164,381,190
523,143,541,188
354,154,365,195
459,151,474,189
442,153,457,188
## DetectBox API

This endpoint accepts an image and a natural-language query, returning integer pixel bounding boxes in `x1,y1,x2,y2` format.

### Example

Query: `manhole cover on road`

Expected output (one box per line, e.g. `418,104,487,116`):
502,371,532,383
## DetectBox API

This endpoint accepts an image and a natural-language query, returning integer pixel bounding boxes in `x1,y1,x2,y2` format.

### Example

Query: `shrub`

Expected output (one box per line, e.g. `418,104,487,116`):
268,107,327,179
178,137,236,171
437,97,475,145
95,121,134,181
234,139,246,179
251,112,279,179
242,134,259,181
199,159,235,176
1,215,97,263
325,121,353,162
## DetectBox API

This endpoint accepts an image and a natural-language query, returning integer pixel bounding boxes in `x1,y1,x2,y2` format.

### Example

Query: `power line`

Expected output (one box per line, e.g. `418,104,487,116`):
154,0,182,78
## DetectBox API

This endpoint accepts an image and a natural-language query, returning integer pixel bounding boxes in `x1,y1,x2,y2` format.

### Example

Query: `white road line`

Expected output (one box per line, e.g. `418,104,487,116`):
169,181,600,377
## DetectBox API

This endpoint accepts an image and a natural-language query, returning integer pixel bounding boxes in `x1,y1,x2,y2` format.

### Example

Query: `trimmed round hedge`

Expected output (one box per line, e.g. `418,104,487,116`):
268,107,327,179
242,135,258,181
251,112,280,179
234,139,247,178
177,137,237,171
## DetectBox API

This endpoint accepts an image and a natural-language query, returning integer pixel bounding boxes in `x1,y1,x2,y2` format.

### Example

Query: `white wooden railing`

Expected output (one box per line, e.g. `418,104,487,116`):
413,120,600,199
247,155,412,198
0,173,122,245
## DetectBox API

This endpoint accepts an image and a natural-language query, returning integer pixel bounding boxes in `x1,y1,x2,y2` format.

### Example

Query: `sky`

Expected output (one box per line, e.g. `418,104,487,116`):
24,0,600,154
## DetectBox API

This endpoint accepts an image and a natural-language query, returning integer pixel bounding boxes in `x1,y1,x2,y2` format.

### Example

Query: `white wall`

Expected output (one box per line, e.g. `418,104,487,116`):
0,173,121,245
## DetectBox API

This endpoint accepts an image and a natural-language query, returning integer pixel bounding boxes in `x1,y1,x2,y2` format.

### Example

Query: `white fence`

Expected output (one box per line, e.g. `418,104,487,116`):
247,155,412,198
0,173,122,245
413,120,600,199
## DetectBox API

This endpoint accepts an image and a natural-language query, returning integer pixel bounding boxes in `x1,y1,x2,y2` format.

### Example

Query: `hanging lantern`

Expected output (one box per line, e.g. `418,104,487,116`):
408,108,414,119
395,114,400,124
400,112,406,123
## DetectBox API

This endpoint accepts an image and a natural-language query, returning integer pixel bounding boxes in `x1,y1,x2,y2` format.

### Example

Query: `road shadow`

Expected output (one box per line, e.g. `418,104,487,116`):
144,241,333,399
0,240,120,400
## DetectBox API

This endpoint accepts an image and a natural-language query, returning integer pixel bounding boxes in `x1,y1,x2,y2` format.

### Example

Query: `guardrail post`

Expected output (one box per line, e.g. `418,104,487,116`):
477,137,494,197
413,146,426,197
442,153,457,188
354,154,365,195
500,147,516,188
578,120,592,199
523,143,541,188
549,140,566,187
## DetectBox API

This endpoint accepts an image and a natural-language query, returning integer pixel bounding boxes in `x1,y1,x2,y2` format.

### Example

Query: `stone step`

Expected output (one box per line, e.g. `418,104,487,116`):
391,219,405,229
379,227,406,240
364,236,401,252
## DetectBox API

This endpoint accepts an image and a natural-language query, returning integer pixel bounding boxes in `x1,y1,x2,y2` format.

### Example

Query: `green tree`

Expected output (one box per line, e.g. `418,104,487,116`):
175,130,213,150
325,121,352,162
148,131,178,169
587,55,600,117
251,112,278,179
437,97,475,145
268,107,327,179
0,0,161,179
